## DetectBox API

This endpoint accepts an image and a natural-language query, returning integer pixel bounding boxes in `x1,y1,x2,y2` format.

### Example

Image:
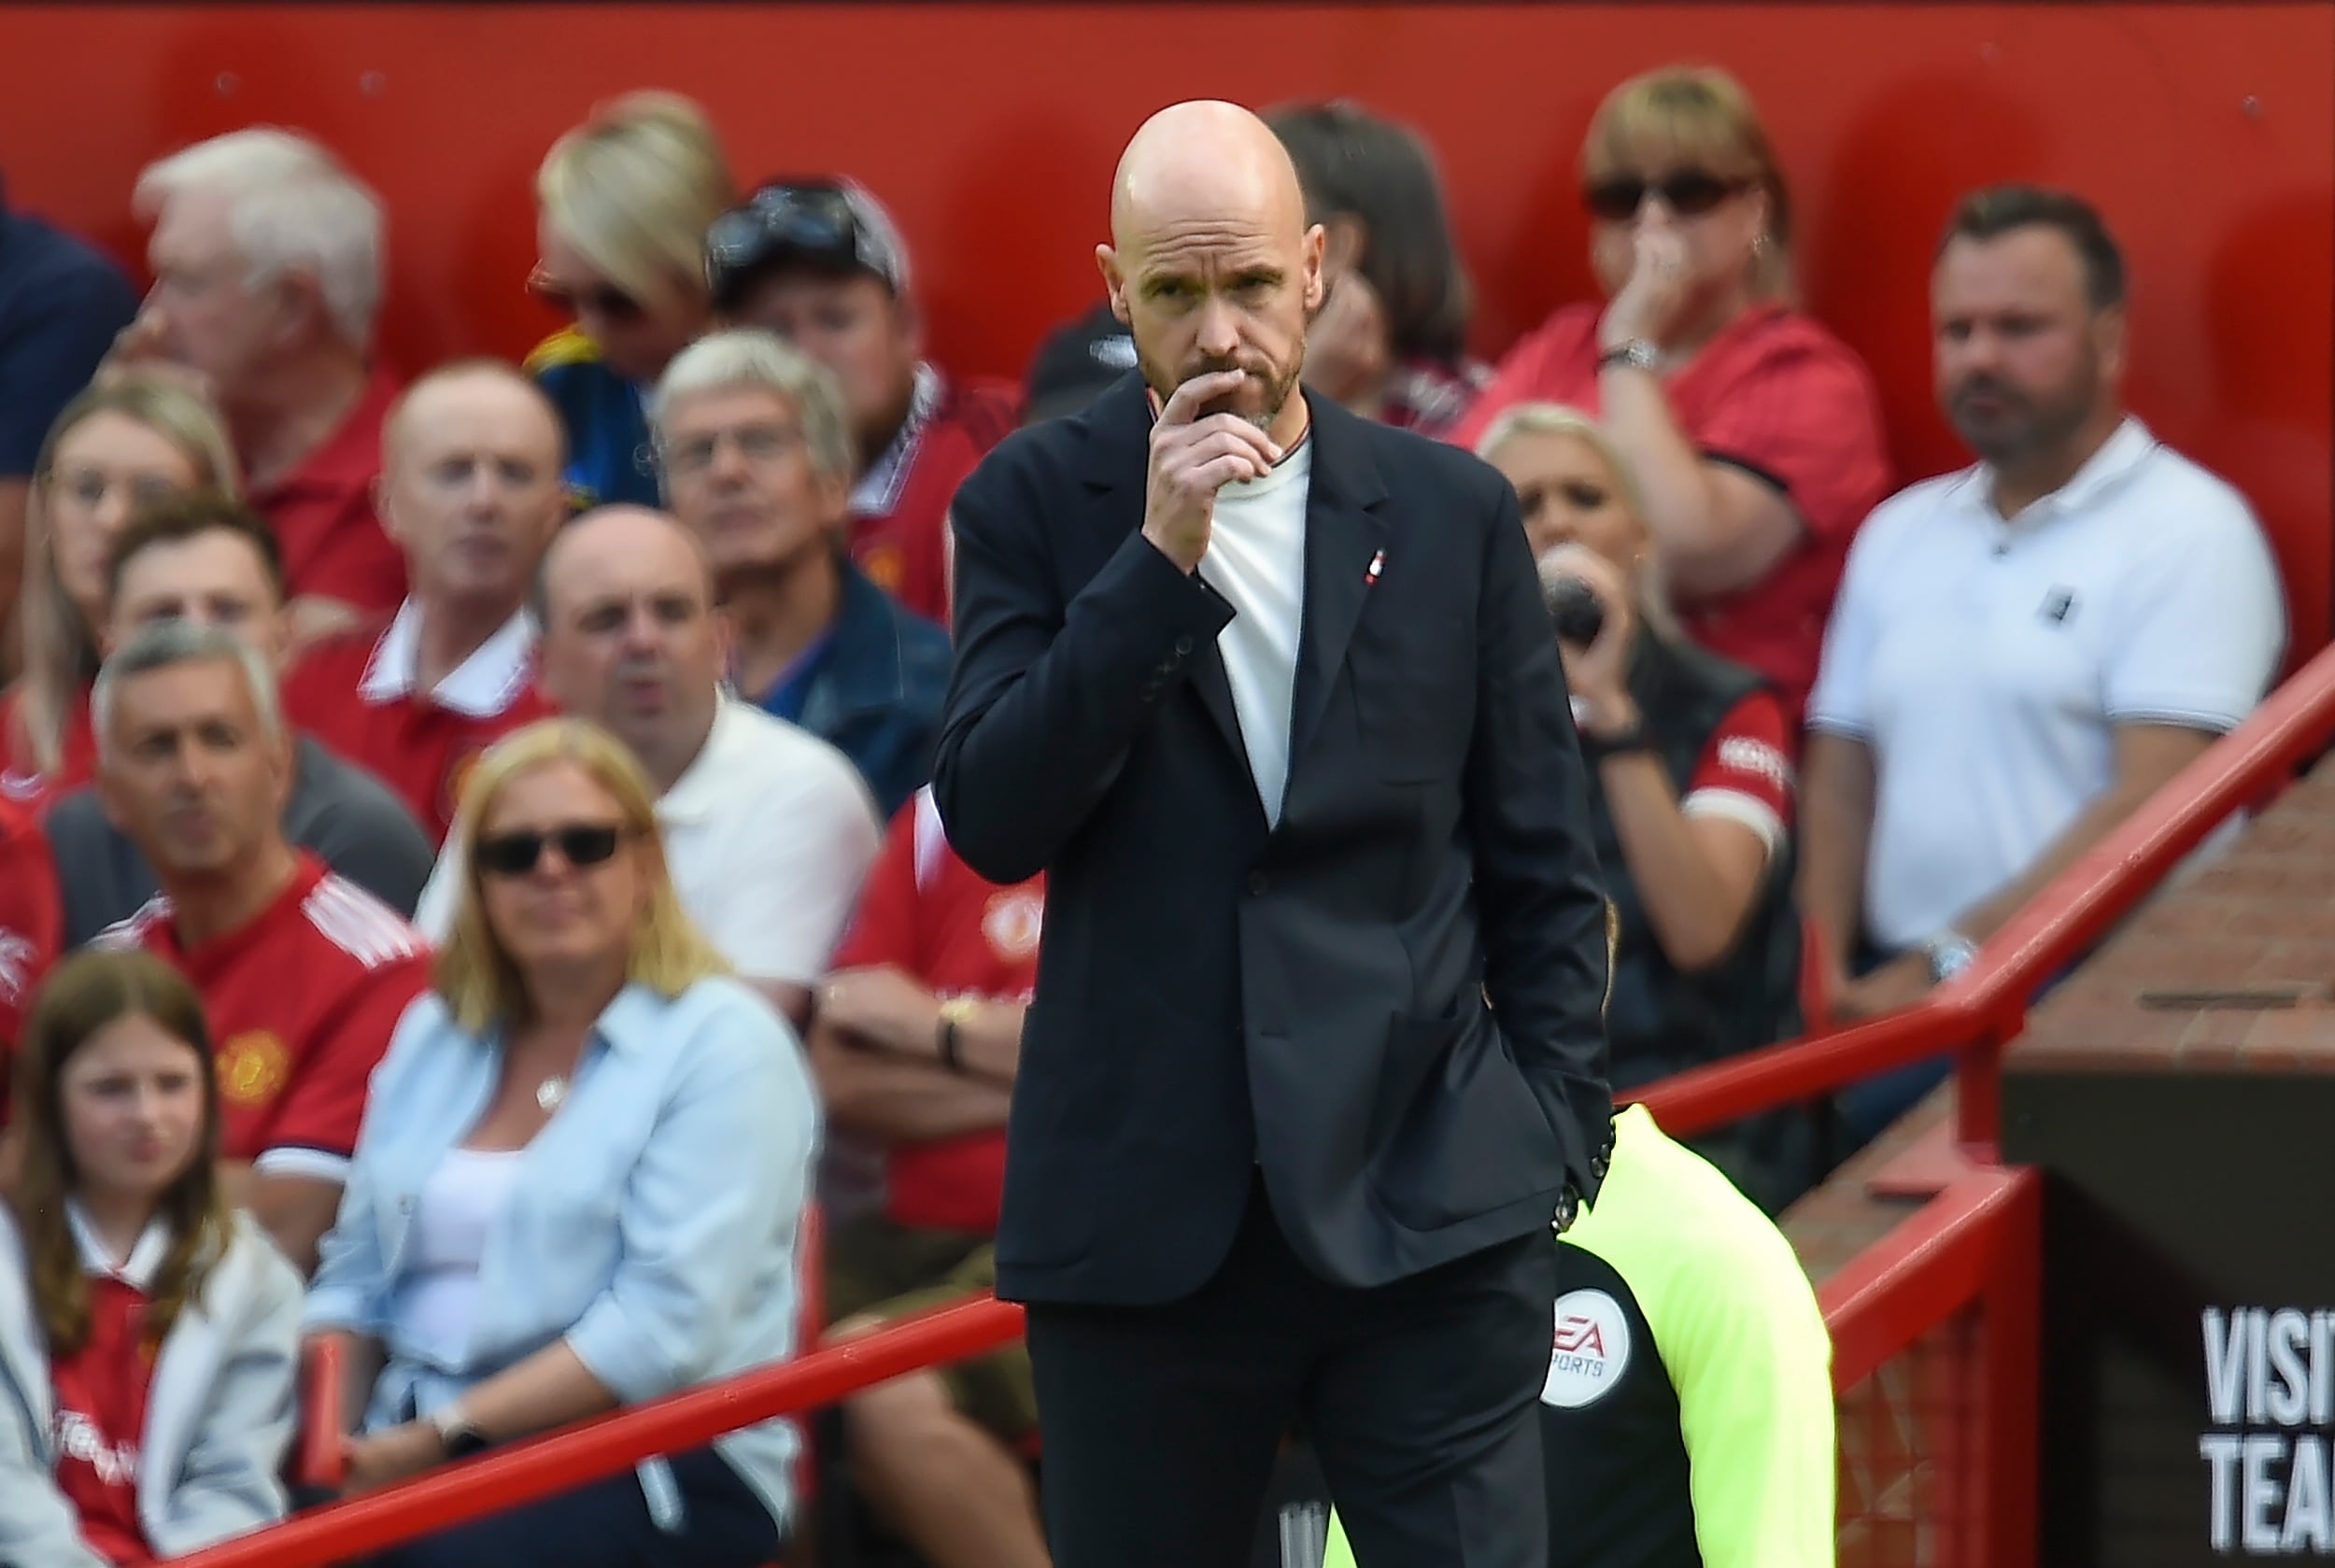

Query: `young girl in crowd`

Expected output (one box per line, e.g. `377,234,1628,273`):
0,950,302,1567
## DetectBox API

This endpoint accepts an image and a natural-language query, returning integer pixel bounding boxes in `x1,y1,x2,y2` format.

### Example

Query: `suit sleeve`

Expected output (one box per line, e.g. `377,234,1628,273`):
1465,474,1614,1197
932,456,1236,885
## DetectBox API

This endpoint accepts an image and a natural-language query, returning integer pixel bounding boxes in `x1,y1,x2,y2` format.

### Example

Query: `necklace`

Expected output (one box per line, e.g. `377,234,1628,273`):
535,1076,569,1113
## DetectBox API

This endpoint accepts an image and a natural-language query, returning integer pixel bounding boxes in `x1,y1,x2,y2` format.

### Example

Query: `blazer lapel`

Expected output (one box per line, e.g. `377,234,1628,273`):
1287,399,1389,777
1077,374,1249,765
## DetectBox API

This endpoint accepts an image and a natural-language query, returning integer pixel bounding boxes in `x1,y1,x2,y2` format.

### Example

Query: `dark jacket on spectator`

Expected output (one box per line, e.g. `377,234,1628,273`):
771,562,951,821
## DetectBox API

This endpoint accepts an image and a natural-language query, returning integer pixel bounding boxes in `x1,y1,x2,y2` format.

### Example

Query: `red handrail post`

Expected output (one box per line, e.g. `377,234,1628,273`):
1971,1167,2043,1568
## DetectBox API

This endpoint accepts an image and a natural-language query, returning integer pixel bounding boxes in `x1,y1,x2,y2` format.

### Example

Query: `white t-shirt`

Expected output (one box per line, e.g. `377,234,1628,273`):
1199,436,1312,826
1806,418,2285,950
416,698,882,984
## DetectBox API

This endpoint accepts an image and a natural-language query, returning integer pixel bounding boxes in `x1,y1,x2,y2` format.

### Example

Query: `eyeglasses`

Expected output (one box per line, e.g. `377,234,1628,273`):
528,265,645,324
665,423,805,478
475,823,630,878
1583,171,1751,222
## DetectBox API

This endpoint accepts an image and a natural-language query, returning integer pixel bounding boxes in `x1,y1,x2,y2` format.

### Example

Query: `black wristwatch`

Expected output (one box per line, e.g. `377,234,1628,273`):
1579,719,1652,763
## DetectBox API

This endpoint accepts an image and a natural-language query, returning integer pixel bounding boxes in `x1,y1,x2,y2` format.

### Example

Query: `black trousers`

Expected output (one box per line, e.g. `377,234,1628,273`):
362,1447,779,1568
1025,1175,1556,1568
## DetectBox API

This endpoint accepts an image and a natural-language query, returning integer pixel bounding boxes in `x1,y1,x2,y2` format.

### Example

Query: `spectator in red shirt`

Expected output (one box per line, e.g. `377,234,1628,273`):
1479,404,1813,1210
0,795,60,1095
707,178,1020,625
43,495,435,949
5,377,239,807
283,361,563,843
0,948,302,1568
812,785,1045,1568
90,620,429,1273
1450,66,1891,720
1265,101,1490,439
112,129,404,646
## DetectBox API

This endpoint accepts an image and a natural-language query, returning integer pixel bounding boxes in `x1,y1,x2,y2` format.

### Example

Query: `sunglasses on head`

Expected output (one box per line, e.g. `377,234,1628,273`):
705,185,867,294
476,823,630,879
1583,170,1751,222
528,266,646,324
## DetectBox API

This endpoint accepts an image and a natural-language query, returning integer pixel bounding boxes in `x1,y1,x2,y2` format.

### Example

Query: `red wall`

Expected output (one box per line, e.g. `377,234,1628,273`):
3,4,2329,645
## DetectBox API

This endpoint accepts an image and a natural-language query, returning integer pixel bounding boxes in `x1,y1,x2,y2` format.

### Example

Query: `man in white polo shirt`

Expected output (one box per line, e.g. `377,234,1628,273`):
1801,184,2284,1142
415,504,881,1028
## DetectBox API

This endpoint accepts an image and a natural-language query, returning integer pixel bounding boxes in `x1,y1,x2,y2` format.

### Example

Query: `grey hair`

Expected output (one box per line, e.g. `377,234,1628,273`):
134,128,386,350
647,329,857,486
92,620,284,760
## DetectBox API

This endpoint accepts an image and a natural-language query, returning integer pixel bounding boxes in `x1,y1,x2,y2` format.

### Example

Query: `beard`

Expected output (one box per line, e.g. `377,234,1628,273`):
1946,358,2100,467
1139,346,1304,434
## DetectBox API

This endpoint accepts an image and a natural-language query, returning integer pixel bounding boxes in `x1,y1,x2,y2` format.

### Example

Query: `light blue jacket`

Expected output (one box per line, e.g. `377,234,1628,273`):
304,976,820,1533
0,1210,302,1568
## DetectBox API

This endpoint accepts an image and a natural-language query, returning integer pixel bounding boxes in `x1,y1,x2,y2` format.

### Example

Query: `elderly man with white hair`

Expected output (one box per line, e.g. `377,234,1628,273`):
114,128,404,644
653,328,950,818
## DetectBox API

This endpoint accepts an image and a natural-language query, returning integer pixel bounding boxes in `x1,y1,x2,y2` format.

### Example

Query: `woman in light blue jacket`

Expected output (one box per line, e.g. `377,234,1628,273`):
304,717,819,1568
0,949,303,1568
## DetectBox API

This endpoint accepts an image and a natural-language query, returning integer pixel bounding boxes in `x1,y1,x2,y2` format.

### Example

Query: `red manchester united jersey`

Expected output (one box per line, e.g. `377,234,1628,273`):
0,795,60,1052
283,603,552,843
99,855,428,1176
848,370,1020,628
830,787,1044,1235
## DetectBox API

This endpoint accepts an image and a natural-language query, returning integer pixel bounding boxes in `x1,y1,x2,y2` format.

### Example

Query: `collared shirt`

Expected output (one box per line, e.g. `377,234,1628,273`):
1808,417,2287,949
303,978,820,1533
96,855,431,1181
50,1208,169,1566
284,602,554,843
248,368,408,613
416,698,882,986
844,366,1022,625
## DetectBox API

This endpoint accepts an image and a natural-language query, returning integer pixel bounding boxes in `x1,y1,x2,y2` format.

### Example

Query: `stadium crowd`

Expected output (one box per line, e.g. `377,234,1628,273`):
0,60,2286,1568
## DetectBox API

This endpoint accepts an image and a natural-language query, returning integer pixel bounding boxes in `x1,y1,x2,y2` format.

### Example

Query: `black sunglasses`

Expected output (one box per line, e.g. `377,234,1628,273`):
528,265,645,324
705,185,864,297
1583,170,1750,223
476,823,630,879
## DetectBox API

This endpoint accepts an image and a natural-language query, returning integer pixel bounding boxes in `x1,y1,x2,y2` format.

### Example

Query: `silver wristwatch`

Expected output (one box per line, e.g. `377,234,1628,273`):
1923,931,1979,984
1598,338,1663,374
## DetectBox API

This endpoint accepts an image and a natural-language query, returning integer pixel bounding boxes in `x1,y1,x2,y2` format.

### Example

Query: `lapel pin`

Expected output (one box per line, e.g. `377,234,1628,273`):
1365,549,1385,586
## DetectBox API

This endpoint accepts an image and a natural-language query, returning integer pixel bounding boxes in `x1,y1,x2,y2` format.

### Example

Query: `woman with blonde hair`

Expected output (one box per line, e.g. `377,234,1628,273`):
1479,403,1815,1210
4,376,238,804
526,90,737,511
1452,64,1891,721
0,949,301,1567
304,717,814,1568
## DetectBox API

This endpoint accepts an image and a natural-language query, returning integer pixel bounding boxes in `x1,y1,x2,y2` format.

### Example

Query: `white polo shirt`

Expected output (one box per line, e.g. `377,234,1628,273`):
416,697,882,984
1806,418,2285,951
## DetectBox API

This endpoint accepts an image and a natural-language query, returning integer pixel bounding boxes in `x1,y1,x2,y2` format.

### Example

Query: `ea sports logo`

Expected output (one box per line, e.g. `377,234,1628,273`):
1543,1288,1631,1408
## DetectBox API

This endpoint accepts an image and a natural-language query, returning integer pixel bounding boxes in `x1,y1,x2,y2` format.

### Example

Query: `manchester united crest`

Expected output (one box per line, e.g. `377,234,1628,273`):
216,1030,291,1107
982,889,1044,962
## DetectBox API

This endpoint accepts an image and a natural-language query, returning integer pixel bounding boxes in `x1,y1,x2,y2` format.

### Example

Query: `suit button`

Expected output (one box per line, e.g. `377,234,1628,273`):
1246,871,1270,897
1174,634,1195,656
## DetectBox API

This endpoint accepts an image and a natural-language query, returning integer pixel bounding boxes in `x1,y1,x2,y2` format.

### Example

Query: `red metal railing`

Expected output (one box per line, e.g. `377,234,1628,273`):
186,636,2335,1568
